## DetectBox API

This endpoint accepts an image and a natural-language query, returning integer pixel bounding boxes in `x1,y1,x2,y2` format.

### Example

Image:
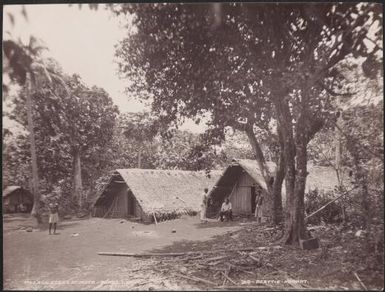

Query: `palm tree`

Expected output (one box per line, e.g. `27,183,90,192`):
3,36,68,223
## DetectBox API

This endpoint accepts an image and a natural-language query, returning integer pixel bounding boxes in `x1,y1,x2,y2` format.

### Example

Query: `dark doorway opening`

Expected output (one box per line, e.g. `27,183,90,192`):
127,191,135,216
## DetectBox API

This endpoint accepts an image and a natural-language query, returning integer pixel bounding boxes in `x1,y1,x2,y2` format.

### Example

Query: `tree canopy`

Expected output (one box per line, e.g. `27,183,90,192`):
114,2,382,244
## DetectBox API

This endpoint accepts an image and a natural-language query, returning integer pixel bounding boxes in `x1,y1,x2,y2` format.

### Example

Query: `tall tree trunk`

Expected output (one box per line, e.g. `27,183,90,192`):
281,138,299,244
26,74,41,224
286,130,308,244
73,147,83,208
273,92,308,245
272,132,285,225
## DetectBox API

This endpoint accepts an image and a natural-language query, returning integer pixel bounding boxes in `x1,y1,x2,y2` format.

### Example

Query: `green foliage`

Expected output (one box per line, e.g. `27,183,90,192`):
219,130,255,162
155,130,225,171
341,102,384,228
305,189,344,225
3,40,33,86
4,57,119,213
114,3,381,142
2,132,31,188
306,53,383,232
104,112,225,171
113,3,382,238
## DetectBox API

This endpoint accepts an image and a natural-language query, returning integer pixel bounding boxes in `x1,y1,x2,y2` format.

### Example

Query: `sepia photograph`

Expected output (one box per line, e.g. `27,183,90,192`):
2,2,384,291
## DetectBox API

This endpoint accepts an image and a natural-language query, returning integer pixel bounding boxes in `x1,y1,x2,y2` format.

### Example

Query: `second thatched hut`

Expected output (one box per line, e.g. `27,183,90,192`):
206,159,343,222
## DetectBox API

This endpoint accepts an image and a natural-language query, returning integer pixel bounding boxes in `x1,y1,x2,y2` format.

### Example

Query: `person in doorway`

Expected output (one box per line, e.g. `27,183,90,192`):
200,188,209,222
49,203,59,235
19,203,26,212
219,198,233,222
254,191,263,223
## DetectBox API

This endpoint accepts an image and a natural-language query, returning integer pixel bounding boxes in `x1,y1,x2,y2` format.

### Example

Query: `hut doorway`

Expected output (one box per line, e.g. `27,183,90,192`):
127,190,135,216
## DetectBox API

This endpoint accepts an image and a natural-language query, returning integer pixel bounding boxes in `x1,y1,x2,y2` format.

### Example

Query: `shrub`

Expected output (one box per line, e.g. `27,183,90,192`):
305,188,343,225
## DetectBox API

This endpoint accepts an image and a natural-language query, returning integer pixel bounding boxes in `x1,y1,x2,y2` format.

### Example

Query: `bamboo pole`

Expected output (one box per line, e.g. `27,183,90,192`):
98,246,282,257
353,272,368,291
153,212,158,225
305,187,358,220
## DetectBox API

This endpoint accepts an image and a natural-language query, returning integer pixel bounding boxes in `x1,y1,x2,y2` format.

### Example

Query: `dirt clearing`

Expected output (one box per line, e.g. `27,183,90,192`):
3,214,239,290
3,214,383,290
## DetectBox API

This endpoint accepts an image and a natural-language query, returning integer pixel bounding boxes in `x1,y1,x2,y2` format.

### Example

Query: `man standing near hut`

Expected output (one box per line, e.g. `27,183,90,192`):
200,188,209,222
49,202,59,235
254,190,263,223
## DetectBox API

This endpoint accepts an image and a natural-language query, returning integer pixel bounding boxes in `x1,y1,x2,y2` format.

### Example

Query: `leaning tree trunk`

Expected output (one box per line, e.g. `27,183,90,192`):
26,74,41,224
73,146,83,208
245,124,284,224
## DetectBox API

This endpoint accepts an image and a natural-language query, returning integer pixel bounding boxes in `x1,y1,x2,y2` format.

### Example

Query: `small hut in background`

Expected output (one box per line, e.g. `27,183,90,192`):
2,186,33,213
93,169,220,223
206,159,342,222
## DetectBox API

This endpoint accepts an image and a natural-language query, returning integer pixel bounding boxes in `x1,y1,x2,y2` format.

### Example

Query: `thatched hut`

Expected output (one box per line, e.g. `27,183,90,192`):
92,169,221,223
2,186,33,213
206,159,342,221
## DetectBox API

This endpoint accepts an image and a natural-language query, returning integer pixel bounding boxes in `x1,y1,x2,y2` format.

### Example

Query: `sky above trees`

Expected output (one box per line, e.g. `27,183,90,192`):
3,5,134,110
2,4,207,133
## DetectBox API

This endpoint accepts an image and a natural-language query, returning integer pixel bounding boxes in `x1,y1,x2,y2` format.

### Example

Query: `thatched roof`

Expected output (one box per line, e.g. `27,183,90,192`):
236,160,277,191
228,159,343,193
3,186,23,198
95,169,221,216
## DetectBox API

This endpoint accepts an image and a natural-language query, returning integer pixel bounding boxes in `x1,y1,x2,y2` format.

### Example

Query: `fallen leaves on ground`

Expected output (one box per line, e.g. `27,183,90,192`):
130,221,384,290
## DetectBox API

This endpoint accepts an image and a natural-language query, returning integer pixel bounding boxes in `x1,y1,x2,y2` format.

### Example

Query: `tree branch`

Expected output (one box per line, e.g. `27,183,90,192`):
308,6,373,86
330,117,384,162
319,81,358,97
306,116,324,144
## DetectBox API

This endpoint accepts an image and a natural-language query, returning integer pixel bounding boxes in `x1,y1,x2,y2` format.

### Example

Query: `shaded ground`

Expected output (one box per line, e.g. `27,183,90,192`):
147,223,384,290
3,214,384,290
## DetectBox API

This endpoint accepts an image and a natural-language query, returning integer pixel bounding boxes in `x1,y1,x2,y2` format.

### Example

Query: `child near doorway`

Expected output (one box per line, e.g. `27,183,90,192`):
254,191,263,223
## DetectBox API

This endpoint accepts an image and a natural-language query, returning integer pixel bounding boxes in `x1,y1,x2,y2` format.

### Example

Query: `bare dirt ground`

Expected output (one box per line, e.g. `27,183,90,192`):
3,214,240,290
3,214,384,291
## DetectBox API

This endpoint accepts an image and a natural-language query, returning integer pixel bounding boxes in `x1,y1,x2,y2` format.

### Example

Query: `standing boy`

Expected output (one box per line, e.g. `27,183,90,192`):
49,203,59,235
200,188,209,222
